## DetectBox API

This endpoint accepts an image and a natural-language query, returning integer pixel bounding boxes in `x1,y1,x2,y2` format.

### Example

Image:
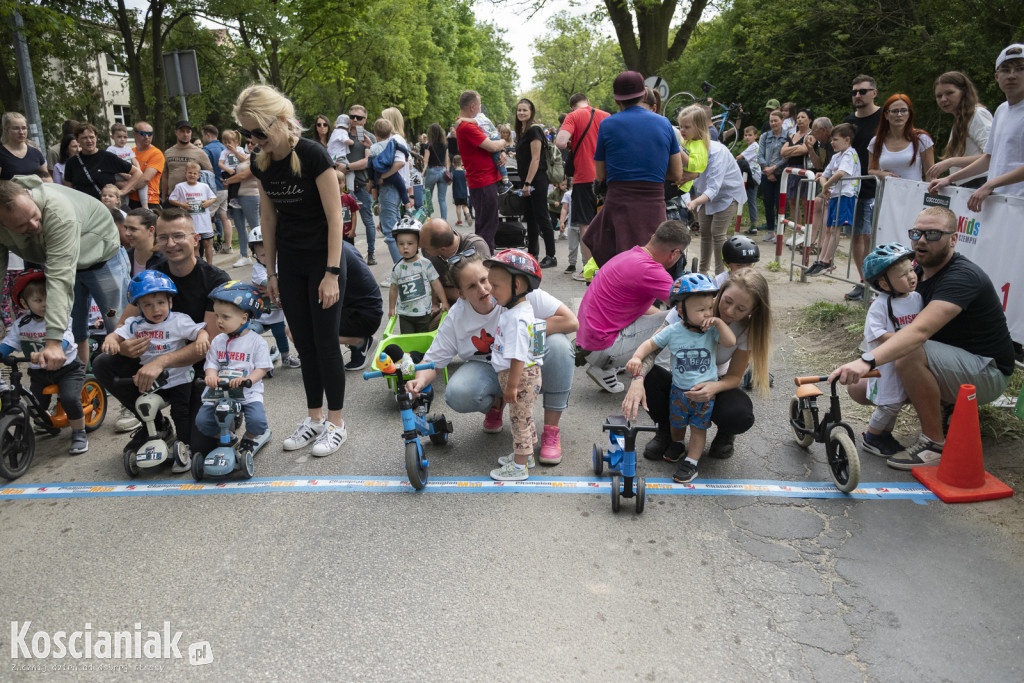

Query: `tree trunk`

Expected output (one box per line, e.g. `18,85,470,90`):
605,0,709,76
152,2,166,149
109,0,149,123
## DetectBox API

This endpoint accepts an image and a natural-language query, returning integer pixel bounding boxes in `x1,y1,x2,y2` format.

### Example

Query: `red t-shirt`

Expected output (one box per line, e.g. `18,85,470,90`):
560,106,610,183
455,121,501,189
341,192,360,238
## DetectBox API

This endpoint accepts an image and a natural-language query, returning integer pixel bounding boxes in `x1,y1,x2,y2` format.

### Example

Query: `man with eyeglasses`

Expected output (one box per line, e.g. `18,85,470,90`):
93,207,229,457
0,176,127,370
161,120,212,206
841,75,882,302
831,207,1014,470
419,217,491,303
126,121,164,210
334,105,381,264
929,43,1024,210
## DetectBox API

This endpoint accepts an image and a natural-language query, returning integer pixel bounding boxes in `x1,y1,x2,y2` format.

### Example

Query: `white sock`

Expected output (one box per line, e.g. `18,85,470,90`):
512,461,525,470
685,457,699,467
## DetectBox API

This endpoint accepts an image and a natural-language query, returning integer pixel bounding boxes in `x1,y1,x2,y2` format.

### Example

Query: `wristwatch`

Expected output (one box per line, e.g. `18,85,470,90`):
860,352,876,370
325,265,341,275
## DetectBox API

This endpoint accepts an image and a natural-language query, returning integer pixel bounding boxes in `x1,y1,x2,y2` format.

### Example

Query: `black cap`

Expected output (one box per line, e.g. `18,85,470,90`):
175,120,192,130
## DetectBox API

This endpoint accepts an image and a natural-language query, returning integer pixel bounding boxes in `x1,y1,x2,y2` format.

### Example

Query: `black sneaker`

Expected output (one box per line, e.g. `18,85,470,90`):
345,336,374,371
886,435,943,470
672,460,699,483
805,261,825,276
366,254,377,266
564,264,576,274
643,430,671,460
663,441,687,463
744,228,759,236
861,431,906,457
845,285,865,301
539,256,557,269
707,432,734,459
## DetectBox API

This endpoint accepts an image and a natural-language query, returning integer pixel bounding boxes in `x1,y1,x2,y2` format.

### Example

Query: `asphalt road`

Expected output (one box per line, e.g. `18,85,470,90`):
1,230,1022,681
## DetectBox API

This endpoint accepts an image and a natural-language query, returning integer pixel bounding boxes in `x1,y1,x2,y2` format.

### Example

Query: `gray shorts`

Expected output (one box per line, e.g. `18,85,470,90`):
210,189,228,216
852,197,874,236
923,339,1010,406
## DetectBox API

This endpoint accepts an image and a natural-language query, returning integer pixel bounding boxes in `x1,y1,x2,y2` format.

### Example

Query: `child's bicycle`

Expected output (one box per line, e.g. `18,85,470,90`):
592,415,660,513
363,350,452,490
0,355,107,480
789,370,880,493
192,370,270,481
665,80,744,152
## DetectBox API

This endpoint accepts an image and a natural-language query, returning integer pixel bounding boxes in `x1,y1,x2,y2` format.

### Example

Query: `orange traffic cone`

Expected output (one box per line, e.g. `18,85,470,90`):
914,384,1013,503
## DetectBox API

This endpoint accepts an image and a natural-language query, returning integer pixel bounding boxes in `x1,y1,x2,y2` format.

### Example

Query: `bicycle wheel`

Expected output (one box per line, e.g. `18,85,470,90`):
826,425,860,493
405,441,428,490
721,122,742,153
81,380,107,432
666,91,698,121
789,397,815,448
0,410,35,480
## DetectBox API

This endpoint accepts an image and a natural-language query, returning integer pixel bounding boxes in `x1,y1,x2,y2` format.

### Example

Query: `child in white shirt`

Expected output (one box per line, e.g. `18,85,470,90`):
106,123,138,208
328,114,356,190
196,282,274,461
808,123,861,275
484,250,546,482
247,226,300,369
169,161,217,263
218,130,248,209
390,220,448,334
855,243,923,456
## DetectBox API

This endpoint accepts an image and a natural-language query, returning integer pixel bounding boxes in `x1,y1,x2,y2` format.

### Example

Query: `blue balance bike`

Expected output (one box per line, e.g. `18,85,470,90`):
592,415,660,513
364,352,452,490
192,371,271,481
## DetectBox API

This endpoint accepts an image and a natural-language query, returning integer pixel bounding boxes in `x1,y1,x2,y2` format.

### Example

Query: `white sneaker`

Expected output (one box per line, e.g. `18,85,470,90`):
170,442,191,473
311,421,347,457
115,405,140,433
490,460,529,481
498,452,535,469
379,275,392,287
283,417,325,451
232,256,251,268
280,354,301,368
586,365,624,393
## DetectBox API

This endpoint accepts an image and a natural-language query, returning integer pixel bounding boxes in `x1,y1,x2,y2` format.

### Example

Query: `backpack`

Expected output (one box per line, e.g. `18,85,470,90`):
534,124,564,186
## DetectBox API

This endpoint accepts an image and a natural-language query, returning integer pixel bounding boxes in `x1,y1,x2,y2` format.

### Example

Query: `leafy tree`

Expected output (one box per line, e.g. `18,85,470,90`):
531,11,623,113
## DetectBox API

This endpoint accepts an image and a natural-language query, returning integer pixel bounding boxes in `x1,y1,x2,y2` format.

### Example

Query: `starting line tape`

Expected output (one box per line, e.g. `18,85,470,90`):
0,476,937,502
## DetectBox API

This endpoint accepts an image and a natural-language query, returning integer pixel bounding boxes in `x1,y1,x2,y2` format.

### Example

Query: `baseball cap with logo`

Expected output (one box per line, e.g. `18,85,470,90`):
996,43,1024,70
612,71,646,101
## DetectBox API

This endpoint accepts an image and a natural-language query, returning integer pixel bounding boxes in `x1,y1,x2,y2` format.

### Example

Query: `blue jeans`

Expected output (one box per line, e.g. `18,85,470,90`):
230,195,259,256
352,186,376,256
745,182,759,227
71,250,129,342
443,333,574,413
196,401,268,438
424,167,448,221
378,184,403,264
413,185,423,210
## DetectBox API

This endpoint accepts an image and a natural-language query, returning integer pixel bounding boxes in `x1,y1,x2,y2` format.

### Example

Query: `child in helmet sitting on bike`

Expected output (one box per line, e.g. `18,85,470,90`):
849,243,923,459
196,282,273,462
626,273,736,483
0,270,88,455
390,218,448,335
484,249,546,482
109,270,210,471
247,226,300,369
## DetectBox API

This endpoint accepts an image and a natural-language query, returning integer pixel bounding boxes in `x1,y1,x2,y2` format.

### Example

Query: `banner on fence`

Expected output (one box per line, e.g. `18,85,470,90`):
875,178,1022,344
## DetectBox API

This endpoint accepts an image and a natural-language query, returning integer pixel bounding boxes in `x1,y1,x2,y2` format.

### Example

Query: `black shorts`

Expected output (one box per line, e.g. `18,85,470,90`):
571,182,597,227
340,308,383,340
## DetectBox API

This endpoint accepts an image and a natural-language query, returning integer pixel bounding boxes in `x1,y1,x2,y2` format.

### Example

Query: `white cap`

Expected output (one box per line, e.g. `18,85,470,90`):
334,114,350,128
996,44,1024,70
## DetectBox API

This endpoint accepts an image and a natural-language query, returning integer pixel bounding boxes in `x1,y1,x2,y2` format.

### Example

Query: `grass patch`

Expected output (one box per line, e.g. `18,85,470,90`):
801,301,866,329
979,367,1024,440
766,260,781,272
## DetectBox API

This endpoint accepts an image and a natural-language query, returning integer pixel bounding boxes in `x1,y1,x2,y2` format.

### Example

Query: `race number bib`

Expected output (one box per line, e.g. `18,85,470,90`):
189,198,203,214
398,277,428,302
529,320,547,360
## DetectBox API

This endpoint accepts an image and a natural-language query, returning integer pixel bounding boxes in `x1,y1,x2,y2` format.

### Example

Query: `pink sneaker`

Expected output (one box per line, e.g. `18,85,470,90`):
539,425,562,465
482,406,503,433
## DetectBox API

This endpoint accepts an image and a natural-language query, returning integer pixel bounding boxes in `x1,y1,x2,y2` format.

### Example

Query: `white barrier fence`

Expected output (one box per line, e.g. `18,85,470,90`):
875,178,1022,344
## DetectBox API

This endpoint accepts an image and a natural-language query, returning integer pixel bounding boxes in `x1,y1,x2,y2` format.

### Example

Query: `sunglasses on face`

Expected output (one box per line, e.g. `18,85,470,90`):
239,126,270,140
135,130,154,136
349,114,366,121
316,122,329,127
851,88,874,96
446,247,477,265
908,228,955,242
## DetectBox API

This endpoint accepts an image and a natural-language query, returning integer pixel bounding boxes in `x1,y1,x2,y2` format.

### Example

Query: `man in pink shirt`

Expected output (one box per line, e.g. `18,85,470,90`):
576,220,689,392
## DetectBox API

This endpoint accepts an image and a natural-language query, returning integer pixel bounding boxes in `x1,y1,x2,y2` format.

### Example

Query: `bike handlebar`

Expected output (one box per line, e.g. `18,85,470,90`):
602,421,660,434
794,370,881,386
111,370,171,386
363,361,436,381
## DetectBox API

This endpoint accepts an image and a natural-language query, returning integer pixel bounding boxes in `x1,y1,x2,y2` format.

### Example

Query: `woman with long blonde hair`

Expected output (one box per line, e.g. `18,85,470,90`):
623,268,772,460
233,84,347,457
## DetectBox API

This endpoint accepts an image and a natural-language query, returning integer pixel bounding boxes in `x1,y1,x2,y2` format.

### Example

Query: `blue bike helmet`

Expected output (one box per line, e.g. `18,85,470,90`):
863,243,913,287
128,270,177,305
668,273,718,305
209,281,266,318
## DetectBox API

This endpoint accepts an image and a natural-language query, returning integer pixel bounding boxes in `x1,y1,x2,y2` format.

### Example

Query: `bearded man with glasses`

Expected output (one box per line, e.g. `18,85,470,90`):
841,75,882,301
830,206,1014,470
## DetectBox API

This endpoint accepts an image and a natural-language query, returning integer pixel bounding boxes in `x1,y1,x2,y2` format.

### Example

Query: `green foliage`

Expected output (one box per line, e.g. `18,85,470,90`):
664,0,1024,145
765,260,781,272
802,301,864,328
531,12,624,114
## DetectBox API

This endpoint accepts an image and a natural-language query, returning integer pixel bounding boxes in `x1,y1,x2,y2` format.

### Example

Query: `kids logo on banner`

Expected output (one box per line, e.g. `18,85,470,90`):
876,177,1022,344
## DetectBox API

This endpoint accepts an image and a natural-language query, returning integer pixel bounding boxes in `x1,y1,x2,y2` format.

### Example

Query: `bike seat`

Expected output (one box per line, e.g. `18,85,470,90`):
605,414,628,428
42,385,59,395
796,384,823,399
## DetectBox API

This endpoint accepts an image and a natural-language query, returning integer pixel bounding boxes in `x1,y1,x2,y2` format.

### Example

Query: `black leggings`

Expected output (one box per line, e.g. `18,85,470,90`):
278,250,346,411
643,365,755,436
524,174,555,259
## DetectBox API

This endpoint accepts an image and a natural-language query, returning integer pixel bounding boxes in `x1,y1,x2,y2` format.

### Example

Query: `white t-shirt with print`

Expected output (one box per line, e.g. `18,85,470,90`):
423,289,562,368
203,331,273,404
391,256,439,317
2,317,77,369
822,148,860,197
491,301,545,373
327,128,351,165
169,181,216,237
219,148,243,173
984,99,1024,198
867,133,934,181
106,144,136,164
115,312,206,388
864,292,923,406
740,141,762,184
